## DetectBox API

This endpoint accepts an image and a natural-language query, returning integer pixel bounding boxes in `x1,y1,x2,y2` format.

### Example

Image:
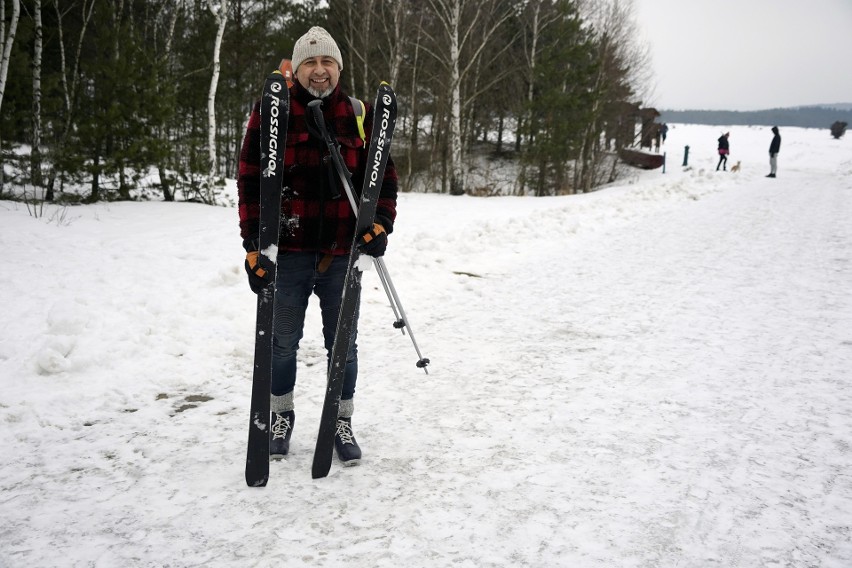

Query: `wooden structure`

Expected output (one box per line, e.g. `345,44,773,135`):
618,148,665,170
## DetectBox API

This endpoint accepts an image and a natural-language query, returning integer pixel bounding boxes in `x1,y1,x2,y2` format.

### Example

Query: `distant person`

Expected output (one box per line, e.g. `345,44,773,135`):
660,123,669,143
767,126,781,178
716,132,730,171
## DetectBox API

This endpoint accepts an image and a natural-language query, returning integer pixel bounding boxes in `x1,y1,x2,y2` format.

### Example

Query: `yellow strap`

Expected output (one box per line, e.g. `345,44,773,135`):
349,97,366,143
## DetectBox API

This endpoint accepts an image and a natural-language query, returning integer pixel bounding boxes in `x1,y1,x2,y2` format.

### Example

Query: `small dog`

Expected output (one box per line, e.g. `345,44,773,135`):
730,161,741,173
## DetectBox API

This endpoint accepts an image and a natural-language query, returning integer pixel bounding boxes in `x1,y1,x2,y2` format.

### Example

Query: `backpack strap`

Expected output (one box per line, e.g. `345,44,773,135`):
349,96,366,144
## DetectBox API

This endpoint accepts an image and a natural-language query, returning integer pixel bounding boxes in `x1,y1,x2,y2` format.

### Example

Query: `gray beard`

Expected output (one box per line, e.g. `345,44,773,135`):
307,85,333,98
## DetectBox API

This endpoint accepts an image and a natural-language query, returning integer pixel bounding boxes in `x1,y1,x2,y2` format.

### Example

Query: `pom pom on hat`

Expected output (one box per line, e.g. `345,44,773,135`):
292,27,343,72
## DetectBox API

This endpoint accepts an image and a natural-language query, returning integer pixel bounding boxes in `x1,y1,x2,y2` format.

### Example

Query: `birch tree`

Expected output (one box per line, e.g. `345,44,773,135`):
0,0,20,191
377,0,411,89
154,0,182,201
404,11,426,189
0,0,19,113
516,0,555,194
31,0,43,189
348,0,376,97
424,0,516,195
205,0,230,202
46,0,95,200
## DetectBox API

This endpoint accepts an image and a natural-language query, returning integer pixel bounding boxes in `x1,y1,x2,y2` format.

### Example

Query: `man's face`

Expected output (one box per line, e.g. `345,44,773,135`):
296,56,340,98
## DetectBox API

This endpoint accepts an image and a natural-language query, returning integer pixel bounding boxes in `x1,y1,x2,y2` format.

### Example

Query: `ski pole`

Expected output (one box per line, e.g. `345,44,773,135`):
372,257,430,372
308,100,430,373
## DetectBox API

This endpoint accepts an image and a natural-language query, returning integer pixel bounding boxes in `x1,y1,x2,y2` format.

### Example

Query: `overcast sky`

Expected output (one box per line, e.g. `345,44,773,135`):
632,0,852,111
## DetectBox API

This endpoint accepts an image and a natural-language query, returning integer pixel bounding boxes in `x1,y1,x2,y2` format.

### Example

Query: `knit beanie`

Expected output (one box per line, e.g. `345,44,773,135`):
291,27,343,72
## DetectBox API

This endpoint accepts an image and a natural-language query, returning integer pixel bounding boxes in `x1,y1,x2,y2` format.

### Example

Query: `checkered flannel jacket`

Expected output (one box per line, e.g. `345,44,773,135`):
237,81,398,255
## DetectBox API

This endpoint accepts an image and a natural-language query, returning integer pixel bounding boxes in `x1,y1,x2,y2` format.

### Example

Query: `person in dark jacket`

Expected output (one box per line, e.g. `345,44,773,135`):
716,132,730,171
236,26,399,465
767,126,781,178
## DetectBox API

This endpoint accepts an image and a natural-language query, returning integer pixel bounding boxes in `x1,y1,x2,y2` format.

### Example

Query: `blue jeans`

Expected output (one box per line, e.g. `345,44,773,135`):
271,252,359,400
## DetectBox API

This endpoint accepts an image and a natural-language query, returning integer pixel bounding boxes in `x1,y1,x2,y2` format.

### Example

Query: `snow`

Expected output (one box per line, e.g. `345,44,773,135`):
2,124,851,567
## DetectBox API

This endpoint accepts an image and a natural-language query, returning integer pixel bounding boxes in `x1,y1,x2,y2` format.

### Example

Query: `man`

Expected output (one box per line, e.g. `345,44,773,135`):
767,126,781,178
236,27,399,465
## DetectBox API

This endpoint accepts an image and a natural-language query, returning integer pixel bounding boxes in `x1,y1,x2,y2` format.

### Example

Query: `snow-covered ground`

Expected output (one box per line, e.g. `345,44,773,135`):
1,124,851,567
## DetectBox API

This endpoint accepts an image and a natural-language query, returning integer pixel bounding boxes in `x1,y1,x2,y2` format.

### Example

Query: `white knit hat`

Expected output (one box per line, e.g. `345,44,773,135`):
291,27,343,72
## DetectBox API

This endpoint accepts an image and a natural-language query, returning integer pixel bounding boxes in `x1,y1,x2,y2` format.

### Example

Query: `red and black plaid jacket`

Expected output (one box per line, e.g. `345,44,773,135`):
237,80,398,255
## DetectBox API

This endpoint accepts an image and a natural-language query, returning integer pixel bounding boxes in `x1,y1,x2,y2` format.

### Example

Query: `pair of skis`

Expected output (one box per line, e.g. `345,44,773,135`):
245,72,401,486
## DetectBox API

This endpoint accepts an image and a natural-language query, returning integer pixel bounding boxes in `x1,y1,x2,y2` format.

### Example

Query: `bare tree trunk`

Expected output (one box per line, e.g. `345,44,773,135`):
391,3,404,87
112,0,131,200
91,149,100,202
427,0,518,196
384,0,407,88
47,0,95,201
0,0,21,192
337,0,375,97
447,0,463,195
205,0,230,203
158,165,173,201
31,0,43,192
157,0,180,201
360,0,374,96
517,0,542,198
425,0,468,195
339,1,357,95
405,13,424,192
0,0,20,113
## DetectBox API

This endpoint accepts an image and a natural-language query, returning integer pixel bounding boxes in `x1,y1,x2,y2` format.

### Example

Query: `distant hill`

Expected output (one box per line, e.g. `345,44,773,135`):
659,105,852,129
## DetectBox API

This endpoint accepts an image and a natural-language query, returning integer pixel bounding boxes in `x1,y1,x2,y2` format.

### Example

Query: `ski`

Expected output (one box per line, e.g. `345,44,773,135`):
245,70,289,487
309,84,397,479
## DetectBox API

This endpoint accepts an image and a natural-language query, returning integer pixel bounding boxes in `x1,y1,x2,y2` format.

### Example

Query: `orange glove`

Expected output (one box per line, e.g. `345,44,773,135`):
358,222,387,257
244,250,272,293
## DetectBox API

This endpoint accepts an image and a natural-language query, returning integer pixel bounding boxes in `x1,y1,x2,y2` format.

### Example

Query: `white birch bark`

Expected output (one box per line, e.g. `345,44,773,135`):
205,0,230,202
32,0,43,188
0,0,21,114
448,0,463,194
426,0,516,195
0,0,20,191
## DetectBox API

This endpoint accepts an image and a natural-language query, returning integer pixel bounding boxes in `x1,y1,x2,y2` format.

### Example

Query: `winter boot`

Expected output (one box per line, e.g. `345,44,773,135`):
334,417,361,465
270,410,294,458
